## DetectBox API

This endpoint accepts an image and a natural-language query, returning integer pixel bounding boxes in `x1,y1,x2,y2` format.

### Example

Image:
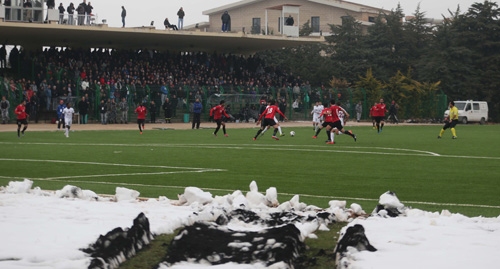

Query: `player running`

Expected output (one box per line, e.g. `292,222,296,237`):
313,101,335,142
253,100,287,140
135,103,147,134
15,100,29,138
369,102,377,129
334,106,346,137
375,98,388,133
62,103,75,137
311,101,324,132
259,100,285,137
210,100,230,137
328,101,357,144
438,101,458,139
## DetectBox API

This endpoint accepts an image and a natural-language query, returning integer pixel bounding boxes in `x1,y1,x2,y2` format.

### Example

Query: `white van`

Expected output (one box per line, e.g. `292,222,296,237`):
444,100,488,124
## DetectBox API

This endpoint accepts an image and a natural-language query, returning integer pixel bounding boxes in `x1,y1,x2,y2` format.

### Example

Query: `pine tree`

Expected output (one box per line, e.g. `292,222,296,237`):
403,4,433,79
365,6,406,81
326,15,369,83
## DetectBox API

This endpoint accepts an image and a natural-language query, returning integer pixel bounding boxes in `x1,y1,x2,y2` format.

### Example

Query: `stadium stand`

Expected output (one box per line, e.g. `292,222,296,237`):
0,48,337,123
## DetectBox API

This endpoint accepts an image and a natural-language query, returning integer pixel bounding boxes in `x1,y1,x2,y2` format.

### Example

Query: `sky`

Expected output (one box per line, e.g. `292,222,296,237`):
85,0,483,29
1,178,500,268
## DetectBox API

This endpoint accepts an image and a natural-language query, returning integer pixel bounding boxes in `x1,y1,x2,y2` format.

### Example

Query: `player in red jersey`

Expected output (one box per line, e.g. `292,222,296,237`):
313,100,335,142
328,101,357,144
15,100,29,138
253,100,287,140
369,102,377,129
375,98,388,133
135,103,147,134
210,100,230,137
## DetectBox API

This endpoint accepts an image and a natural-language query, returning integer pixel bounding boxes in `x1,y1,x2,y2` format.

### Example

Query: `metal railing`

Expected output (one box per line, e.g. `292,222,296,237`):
2,4,99,25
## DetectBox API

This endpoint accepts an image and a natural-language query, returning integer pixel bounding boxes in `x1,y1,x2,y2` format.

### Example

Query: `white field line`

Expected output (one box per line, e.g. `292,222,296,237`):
0,141,439,155
0,158,226,171
6,177,499,210
42,170,224,180
0,175,28,180
0,158,226,180
4,141,500,160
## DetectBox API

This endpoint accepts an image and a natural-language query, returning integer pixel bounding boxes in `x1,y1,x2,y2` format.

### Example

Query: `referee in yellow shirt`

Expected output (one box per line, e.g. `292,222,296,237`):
438,101,458,139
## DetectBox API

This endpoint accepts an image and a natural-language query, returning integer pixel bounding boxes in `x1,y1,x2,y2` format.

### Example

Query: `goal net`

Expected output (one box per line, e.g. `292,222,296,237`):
206,94,266,121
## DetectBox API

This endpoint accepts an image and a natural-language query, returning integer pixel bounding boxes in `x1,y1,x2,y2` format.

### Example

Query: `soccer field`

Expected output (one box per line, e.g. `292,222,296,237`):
1,124,499,217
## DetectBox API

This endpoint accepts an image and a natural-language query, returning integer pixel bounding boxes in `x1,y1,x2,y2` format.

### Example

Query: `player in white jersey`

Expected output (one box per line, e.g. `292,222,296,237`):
62,103,75,137
311,101,324,132
338,109,345,126
333,103,349,136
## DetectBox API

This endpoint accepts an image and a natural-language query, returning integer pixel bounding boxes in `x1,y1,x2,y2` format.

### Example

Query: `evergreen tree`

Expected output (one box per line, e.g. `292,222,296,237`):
256,44,333,86
365,6,406,81
403,5,433,79
418,1,500,121
457,1,500,121
326,15,369,83
300,20,313,36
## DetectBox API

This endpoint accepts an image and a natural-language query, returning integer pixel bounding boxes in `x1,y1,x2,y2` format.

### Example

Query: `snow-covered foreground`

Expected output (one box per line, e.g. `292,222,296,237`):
1,179,500,268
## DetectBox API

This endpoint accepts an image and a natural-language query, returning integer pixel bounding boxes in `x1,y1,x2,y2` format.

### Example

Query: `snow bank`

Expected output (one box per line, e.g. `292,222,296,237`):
1,180,500,269
339,210,500,268
115,186,140,201
1,178,33,193
337,191,500,269
179,186,213,205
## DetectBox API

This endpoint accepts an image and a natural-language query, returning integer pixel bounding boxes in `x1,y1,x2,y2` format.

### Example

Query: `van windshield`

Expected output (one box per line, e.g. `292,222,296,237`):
454,102,466,110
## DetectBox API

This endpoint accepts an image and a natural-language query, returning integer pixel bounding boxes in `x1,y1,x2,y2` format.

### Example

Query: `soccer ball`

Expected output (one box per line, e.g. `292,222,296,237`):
290,131,295,137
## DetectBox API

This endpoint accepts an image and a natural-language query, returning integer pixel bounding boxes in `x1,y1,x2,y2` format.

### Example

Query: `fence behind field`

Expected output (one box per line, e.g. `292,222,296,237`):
0,77,448,123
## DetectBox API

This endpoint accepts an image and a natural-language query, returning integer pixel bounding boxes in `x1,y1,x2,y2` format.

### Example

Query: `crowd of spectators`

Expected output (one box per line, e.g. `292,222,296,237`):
56,0,94,25
1,0,94,25
1,47,333,123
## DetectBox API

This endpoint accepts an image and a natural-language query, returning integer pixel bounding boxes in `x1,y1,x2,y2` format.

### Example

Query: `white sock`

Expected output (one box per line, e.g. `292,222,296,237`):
278,126,282,135
65,128,69,136
262,127,268,134
331,132,335,142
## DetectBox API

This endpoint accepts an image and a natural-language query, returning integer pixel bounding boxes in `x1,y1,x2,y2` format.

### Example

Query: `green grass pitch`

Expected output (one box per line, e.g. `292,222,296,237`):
1,124,499,217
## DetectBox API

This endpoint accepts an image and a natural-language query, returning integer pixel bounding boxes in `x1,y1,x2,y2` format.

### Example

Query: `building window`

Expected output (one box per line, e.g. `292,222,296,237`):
252,18,261,34
369,16,376,23
311,16,320,32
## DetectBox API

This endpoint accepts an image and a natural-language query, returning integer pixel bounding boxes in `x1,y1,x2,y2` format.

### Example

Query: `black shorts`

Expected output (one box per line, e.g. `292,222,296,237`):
17,119,28,125
375,116,384,123
331,121,343,131
322,122,330,128
263,118,276,127
137,119,145,124
443,120,458,130
215,119,224,125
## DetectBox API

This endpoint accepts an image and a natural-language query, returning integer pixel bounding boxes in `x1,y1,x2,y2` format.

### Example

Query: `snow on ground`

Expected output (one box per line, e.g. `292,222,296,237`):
1,179,500,268
340,209,500,269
